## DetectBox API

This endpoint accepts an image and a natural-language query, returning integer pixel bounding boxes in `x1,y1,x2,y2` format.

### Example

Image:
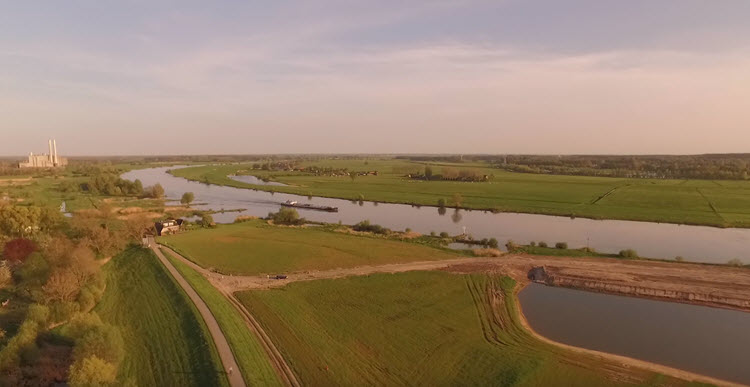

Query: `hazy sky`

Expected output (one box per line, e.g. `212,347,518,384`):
2,1,750,156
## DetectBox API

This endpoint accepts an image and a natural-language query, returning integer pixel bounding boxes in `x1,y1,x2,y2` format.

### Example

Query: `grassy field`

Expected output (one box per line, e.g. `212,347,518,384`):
236,271,696,386
164,251,282,386
96,247,228,387
159,220,461,275
170,159,750,227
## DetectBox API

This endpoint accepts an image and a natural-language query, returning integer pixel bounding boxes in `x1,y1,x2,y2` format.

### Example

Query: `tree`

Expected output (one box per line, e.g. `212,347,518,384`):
424,166,433,180
124,213,153,241
132,179,144,196
180,192,195,207
437,198,446,208
728,258,744,267
150,184,165,199
43,270,80,302
451,193,463,208
0,265,11,289
200,213,215,228
2,238,36,262
69,356,117,386
268,208,303,225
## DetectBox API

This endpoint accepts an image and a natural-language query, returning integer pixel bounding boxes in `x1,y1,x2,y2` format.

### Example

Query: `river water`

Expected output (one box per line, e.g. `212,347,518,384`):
519,284,750,385
123,166,750,264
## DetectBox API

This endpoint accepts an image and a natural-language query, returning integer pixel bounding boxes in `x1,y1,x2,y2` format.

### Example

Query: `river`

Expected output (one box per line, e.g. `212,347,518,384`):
519,283,750,385
123,166,750,264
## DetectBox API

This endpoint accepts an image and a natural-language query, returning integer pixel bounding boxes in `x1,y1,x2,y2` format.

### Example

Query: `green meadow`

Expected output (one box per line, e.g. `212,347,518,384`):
96,247,228,387
159,220,461,275
164,250,282,386
170,159,750,227
237,272,697,386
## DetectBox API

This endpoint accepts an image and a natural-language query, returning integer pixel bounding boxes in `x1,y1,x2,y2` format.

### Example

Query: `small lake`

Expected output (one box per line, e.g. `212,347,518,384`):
122,166,750,264
519,284,750,385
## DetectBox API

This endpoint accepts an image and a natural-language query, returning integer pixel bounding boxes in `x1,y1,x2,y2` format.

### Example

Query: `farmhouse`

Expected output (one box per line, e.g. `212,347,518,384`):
155,219,184,236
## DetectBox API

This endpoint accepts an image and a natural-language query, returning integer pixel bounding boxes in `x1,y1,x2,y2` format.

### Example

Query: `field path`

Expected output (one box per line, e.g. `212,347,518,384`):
148,239,246,387
160,245,300,387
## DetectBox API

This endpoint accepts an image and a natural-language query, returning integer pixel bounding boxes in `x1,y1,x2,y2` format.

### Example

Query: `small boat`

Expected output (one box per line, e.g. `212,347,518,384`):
281,200,339,212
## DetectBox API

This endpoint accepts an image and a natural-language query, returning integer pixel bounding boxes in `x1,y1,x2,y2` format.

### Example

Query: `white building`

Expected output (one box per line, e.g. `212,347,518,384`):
19,139,68,168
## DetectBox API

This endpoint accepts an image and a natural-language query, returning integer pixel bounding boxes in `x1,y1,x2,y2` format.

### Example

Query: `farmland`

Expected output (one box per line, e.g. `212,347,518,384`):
96,247,228,387
159,220,461,275
170,159,750,227
236,271,694,386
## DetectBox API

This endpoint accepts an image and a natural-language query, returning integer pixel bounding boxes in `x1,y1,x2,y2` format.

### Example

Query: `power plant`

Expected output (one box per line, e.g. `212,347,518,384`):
19,139,68,168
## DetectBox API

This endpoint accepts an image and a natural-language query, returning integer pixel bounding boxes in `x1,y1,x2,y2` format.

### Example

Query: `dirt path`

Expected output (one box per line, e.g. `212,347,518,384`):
160,245,300,387
148,239,246,387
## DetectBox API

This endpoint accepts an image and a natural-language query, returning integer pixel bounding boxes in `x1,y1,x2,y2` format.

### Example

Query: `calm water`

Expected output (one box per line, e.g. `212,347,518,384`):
122,166,750,264
228,175,287,186
519,284,750,385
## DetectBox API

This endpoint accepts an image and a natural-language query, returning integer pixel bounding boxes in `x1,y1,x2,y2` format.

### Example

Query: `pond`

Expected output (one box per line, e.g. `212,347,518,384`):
519,283,750,385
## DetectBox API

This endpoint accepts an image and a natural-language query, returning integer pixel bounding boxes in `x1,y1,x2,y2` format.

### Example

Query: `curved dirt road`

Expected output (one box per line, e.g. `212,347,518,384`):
149,239,246,387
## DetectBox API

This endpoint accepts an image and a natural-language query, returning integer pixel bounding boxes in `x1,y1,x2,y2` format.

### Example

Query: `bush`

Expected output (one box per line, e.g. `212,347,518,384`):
200,213,215,228
538,241,548,248
555,242,568,249
437,198,446,208
352,220,389,235
529,241,536,247
675,256,684,262
405,228,412,233
480,238,489,246
77,288,97,313
619,249,639,259
506,240,520,252
429,231,436,237
73,324,124,365
49,301,81,324
439,232,450,238
268,208,304,225
727,258,744,267
488,238,499,249
69,355,117,386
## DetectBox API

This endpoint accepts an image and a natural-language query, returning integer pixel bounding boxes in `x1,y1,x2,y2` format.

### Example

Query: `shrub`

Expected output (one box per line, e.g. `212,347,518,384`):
77,288,97,313
69,355,117,386
200,213,215,228
352,220,389,235
529,241,536,247
268,208,304,225
538,241,548,248
429,231,436,237
619,249,639,259
555,242,568,249
3,238,36,262
437,198,446,208
73,324,124,365
480,238,489,246
506,240,520,252
439,232,450,238
405,228,412,233
727,258,744,267
488,238,499,248
675,256,684,262
49,301,81,324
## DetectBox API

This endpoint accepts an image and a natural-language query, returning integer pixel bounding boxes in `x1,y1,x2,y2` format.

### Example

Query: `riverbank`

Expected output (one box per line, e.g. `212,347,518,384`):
167,161,750,228
445,254,750,312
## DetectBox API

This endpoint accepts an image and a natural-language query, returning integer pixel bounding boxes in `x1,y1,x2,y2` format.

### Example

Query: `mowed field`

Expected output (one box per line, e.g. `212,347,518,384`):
159,220,460,275
96,247,228,387
170,160,750,227
236,272,694,386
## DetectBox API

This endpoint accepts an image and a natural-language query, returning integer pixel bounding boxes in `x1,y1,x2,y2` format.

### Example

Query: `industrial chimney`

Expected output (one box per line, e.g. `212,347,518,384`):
53,139,58,165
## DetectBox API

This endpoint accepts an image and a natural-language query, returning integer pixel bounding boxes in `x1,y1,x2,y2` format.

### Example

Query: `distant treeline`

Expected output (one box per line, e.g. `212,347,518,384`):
398,155,750,180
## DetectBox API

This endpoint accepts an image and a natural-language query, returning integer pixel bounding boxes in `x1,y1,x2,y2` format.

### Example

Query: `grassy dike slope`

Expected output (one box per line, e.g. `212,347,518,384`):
96,247,228,387
170,161,750,227
237,272,698,386
159,220,460,275
164,251,282,386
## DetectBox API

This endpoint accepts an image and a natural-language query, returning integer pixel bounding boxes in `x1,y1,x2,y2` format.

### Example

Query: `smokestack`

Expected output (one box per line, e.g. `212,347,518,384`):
53,139,58,165
48,139,53,163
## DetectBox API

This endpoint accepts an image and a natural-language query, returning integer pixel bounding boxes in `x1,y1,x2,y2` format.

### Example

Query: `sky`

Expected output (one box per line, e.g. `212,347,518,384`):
1,0,750,156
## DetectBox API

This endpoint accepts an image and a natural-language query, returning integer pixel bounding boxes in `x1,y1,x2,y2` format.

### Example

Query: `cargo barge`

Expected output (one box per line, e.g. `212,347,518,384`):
281,200,339,212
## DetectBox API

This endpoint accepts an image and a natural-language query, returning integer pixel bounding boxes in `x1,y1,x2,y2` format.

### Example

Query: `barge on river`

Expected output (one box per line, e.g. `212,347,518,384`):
281,200,338,212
